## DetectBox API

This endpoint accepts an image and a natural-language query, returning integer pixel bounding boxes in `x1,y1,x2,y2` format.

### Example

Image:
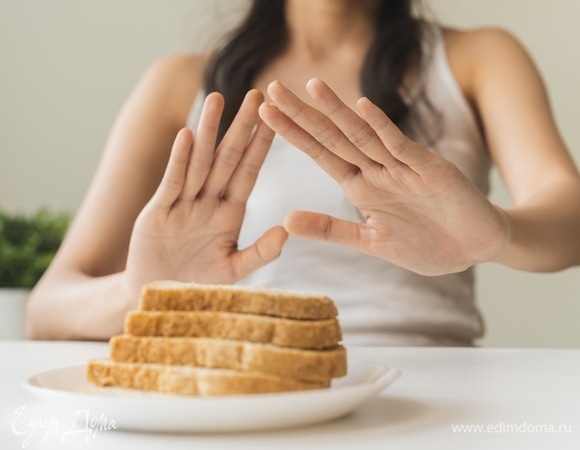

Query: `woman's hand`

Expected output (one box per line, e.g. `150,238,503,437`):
124,90,288,301
259,79,508,276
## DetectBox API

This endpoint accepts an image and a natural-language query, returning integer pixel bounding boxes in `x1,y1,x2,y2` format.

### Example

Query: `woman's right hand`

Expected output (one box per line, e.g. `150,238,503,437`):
123,89,288,303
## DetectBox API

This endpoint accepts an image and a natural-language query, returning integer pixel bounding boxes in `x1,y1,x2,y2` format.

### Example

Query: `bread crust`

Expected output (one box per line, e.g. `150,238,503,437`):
125,311,342,349
87,359,330,395
110,335,347,381
139,281,338,319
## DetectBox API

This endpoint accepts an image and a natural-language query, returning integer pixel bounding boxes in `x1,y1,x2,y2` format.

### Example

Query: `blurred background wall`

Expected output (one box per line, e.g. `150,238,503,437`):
1,0,579,347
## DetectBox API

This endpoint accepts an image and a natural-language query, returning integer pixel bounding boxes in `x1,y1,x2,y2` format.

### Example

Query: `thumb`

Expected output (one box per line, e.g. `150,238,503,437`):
284,211,363,249
234,226,289,279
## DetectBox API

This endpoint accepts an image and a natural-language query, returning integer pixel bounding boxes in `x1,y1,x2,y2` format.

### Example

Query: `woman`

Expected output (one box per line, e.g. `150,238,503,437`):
27,0,580,344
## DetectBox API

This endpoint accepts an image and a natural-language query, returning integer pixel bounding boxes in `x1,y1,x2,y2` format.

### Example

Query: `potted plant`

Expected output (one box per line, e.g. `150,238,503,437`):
0,208,70,339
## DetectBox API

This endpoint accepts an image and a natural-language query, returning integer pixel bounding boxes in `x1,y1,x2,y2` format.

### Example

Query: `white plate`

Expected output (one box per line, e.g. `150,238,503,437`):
24,360,400,432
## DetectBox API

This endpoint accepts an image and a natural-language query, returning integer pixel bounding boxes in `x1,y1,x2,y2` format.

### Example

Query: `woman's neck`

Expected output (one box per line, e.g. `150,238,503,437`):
284,0,380,60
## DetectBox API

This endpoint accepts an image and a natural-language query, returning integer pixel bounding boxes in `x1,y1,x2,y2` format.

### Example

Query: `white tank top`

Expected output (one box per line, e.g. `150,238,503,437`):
187,23,490,346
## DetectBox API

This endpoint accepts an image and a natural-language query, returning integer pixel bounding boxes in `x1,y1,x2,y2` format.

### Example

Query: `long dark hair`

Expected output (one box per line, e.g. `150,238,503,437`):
203,0,423,142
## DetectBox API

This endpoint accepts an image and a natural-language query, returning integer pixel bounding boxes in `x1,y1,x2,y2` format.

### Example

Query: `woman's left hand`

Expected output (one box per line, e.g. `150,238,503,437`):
259,79,509,276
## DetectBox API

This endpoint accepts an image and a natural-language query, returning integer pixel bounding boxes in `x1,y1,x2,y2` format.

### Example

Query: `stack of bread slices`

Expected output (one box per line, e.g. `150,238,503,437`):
87,280,347,396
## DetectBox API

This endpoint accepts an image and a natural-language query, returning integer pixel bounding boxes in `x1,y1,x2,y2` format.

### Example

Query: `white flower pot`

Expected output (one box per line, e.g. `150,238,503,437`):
0,288,29,340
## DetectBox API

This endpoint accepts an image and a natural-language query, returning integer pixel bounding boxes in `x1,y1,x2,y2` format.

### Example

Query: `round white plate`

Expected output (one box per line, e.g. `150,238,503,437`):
24,360,400,432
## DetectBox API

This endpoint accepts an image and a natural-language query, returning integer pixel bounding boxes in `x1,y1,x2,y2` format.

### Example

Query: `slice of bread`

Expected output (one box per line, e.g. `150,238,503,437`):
124,311,342,349
139,280,338,320
110,335,347,381
87,359,329,396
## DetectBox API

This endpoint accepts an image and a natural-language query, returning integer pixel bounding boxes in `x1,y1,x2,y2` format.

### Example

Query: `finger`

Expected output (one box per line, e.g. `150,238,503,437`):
224,118,274,203
258,101,358,182
234,226,289,279
268,80,375,170
283,210,365,251
149,128,193,209
203,90,263,197
357,96,426,169
306,78,399,168
182,92,224,201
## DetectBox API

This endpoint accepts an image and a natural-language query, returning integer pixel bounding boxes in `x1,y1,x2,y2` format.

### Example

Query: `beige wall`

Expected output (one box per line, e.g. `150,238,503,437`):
1,0,578,347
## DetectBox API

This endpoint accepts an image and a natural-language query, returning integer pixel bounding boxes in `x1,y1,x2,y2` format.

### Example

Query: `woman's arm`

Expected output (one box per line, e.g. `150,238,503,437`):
449,27,580,271
27,55,286,340
27,55,196,340
258,28,580,274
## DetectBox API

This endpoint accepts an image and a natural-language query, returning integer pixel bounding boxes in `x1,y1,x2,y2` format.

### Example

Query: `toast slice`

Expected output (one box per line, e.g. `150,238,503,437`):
110,335,347,381
87,359,329,396
139,281,338,320
124,311,342,349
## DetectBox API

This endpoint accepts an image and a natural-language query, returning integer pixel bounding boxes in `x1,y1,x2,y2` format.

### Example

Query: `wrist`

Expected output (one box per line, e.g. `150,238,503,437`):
480,203,512,266
120,271,143,312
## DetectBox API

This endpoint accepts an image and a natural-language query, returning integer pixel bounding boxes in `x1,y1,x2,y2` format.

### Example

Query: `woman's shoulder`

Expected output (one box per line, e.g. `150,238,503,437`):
441,25,536,102
442,25,529,59
145,53,210,83
135,53,211,126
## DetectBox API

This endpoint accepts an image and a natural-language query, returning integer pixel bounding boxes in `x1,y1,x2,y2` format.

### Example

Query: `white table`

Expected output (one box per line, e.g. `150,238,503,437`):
1,341,578,449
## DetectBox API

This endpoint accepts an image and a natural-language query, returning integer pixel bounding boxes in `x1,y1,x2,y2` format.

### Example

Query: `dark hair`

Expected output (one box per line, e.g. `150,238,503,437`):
203,0,423,141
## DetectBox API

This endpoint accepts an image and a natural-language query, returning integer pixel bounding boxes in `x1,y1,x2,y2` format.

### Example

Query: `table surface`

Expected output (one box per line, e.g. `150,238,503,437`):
1,341,578,450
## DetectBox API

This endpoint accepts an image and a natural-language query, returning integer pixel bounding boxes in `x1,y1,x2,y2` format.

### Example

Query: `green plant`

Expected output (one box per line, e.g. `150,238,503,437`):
0,209,71,288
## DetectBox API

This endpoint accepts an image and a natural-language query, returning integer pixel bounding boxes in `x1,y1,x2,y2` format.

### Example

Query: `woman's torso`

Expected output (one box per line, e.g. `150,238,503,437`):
185,23,491,346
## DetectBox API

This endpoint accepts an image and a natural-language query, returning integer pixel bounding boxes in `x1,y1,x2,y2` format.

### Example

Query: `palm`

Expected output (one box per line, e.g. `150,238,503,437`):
133,197,246,282
260,79,507,275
